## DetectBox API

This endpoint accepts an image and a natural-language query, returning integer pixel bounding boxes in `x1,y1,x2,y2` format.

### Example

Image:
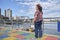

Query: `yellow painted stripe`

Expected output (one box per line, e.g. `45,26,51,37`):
8,33,18,37
3,37,16,40
44,34,60,38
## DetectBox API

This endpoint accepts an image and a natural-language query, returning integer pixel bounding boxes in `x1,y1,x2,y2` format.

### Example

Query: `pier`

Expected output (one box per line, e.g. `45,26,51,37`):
0,17,60,40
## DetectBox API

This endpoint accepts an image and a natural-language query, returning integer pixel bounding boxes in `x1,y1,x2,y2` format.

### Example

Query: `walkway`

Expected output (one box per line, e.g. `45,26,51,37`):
0,28,60,40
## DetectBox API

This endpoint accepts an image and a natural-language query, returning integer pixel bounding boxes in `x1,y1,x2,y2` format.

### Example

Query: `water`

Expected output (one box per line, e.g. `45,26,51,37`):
43,22,60,36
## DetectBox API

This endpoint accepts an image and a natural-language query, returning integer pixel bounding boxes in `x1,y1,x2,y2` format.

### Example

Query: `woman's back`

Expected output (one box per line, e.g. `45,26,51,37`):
34,10,43,22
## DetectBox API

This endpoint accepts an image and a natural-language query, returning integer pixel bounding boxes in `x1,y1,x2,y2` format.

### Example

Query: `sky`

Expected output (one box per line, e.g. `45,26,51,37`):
0,0,60,18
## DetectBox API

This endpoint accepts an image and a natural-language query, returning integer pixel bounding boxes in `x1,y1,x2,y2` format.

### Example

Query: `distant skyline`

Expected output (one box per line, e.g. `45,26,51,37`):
0,0,60,18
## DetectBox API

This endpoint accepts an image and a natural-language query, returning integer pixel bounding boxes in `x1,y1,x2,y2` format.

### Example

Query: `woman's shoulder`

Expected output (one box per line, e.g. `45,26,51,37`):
35,10,40,13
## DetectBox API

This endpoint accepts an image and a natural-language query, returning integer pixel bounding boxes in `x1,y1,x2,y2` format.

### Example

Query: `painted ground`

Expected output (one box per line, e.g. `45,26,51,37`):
0,27,60,40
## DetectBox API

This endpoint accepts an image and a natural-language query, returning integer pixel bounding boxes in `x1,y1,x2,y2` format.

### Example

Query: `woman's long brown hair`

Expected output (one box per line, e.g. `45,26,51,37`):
36,4,42,12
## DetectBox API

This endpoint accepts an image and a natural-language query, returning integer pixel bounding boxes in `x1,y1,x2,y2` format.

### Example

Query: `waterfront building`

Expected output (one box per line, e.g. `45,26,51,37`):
13,16,20,20
20,16,29,19
13,16,29,20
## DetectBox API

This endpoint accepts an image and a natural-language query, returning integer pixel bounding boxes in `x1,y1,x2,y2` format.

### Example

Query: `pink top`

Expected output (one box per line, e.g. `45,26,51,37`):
34,10,43,22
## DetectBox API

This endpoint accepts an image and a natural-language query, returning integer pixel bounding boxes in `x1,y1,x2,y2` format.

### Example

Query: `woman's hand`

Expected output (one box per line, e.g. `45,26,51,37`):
33,18,36,23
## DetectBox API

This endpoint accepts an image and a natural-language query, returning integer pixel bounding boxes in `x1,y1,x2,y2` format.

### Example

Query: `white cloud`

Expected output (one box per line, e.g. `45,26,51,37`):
14,0,60,18
43,12,60,17
17,9,27,14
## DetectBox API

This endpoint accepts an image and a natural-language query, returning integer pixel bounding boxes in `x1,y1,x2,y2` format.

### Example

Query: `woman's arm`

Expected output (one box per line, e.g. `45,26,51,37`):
33,11,38,23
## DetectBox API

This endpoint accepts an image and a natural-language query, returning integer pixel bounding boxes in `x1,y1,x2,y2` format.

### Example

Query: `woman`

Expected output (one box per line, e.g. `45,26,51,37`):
33,4,43,39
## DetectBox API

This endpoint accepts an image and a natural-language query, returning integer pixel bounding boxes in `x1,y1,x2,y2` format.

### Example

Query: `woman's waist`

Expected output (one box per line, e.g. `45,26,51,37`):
36,19,43,21
35,20,43,23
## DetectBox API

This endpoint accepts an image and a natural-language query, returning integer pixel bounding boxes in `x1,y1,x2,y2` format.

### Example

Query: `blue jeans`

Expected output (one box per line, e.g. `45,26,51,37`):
34,21,43,38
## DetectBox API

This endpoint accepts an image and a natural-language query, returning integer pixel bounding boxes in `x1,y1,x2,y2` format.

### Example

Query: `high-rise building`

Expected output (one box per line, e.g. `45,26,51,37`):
4,10,6,17
0,8,1,18
4,9,12,20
